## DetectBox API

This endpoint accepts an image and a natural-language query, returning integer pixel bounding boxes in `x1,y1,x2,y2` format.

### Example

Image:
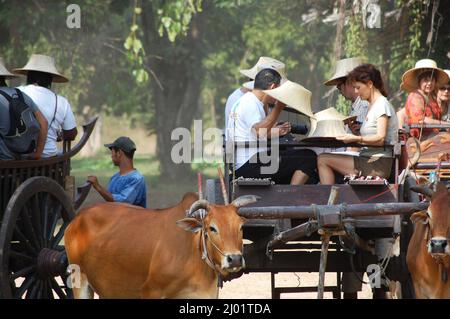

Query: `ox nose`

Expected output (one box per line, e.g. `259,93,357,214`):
226,254,243,269
429,238,447,254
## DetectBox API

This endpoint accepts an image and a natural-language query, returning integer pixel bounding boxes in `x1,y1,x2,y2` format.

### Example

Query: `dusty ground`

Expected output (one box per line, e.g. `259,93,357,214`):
218,272,373,299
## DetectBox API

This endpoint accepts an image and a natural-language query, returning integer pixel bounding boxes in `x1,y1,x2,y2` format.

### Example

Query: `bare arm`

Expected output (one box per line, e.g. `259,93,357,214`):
252,102,286,139
87,175,114,202
28,110,48,160
337,116,389,146
62,127,78,141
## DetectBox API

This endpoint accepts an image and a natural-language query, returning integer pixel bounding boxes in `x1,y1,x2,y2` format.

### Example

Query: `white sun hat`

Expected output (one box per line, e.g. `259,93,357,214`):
13,54,69,83
0,57,17,79
401,58,449,93
305,107,349,138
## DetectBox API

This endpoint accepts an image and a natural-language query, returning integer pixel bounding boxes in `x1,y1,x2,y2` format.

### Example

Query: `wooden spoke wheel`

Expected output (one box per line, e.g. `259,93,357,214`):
0,177,75,299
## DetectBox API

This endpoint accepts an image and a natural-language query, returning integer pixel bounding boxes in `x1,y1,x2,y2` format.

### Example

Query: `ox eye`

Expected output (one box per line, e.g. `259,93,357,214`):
209,226,218,233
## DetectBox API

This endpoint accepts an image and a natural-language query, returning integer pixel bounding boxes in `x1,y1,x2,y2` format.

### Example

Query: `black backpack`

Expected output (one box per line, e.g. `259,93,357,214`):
0,89,40,154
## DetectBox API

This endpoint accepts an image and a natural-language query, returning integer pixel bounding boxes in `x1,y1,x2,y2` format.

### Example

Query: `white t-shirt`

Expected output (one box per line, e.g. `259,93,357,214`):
224,87,245,139
360,95,398,158
226,92,267,169
19,85,77,157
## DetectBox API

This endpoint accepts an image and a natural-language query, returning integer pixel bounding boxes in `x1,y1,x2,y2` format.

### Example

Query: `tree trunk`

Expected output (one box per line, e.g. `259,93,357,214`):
327,0,347,107
141,1,208,182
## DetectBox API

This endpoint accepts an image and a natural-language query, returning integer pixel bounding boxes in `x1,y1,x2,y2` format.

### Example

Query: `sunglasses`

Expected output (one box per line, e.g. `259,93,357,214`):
439,86,450,91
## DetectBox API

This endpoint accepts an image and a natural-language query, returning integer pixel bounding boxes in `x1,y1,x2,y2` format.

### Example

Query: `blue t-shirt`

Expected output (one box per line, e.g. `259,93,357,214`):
107,170,147,208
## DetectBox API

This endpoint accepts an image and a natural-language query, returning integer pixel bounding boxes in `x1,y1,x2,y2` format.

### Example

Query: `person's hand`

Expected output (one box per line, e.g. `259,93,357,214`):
87,175,100,189
26,152,41,160
336,134,360,144
275,122,291,136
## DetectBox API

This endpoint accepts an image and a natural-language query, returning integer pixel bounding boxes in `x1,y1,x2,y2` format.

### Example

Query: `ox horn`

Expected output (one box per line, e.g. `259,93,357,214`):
187,199,209,218
231,195,261,208
410,185,434,198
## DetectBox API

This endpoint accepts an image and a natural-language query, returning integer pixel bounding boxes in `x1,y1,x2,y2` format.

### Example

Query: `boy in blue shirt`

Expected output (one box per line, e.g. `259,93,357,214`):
88,136,147,208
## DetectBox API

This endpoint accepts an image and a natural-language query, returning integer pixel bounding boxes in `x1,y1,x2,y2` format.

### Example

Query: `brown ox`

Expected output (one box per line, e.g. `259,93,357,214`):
407,183,450,299
64,193,258,299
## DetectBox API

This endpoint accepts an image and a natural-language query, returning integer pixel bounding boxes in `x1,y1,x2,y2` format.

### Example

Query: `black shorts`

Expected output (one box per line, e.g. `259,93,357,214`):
235,149,318,184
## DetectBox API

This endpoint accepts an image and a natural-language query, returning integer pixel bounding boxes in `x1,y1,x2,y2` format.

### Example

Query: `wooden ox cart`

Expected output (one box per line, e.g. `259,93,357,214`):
0,118,97,299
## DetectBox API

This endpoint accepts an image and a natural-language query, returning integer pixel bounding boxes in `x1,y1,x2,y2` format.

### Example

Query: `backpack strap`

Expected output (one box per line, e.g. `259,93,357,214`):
14,88,25,102
0,89,12,103
49,92,58,129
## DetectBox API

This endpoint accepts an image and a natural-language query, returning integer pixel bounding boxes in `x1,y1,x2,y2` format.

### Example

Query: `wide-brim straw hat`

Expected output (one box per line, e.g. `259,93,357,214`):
263,80,314,118
324,57,364,86
240,56,286,80
0,57,17,79
444,70,450,84
13,54,69,83
401,59,449,93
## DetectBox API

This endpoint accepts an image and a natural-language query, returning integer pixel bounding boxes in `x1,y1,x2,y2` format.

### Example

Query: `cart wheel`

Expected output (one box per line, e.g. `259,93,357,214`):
398,176,418,299
0,176,75,299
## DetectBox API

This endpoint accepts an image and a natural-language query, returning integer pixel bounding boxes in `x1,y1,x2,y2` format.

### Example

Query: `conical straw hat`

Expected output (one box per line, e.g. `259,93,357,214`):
304,107,348,139
0,57,17,79
13,54,69,83
263,80,314,118
306,120,347,138
240,56,286,80
401,59,448,92
313,107,352,122
324,57,364,86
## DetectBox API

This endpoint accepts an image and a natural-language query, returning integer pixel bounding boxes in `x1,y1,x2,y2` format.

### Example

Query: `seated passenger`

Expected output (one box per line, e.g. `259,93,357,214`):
226,68,318,185
401,59,449,139
318,64,398,184
14,54,77,157
87,136,148,208
0,57,48,160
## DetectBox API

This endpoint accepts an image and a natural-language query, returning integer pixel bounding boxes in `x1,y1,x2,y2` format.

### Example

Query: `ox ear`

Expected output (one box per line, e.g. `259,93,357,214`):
410,186,434,199
410,211,428,224
231,195,261,208
176,218,203,233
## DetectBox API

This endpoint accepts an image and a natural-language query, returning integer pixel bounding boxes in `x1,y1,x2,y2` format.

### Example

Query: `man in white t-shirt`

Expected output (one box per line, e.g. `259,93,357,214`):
225,57,287,140
227,68,318,185
14,54,77,157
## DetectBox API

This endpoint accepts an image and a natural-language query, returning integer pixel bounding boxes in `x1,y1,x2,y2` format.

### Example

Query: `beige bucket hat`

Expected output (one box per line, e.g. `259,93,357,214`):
263,80,314,118
305,107,348,138
443,70,450,84
401,59,449,93
242,57,288,90
13,54,69,83
0,57,17,79
240,56,286,79
324,57,364,86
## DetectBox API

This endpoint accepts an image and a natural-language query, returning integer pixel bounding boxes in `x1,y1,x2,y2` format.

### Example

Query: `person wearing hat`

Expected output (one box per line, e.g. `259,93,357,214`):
14,54,78,157
318,63,398,183
0,57,48,160
437,69,450,121
87,136,147,208
227,69,318,185
401,58,450,138
224,57,286,139
325,57,369,135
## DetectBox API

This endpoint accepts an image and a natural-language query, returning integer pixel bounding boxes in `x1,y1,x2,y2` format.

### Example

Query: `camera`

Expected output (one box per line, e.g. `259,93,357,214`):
290,123,308,135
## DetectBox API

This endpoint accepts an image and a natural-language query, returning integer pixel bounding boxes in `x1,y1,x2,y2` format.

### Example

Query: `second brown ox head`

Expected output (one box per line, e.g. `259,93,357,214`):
411,183,450,257
176,195,260,275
